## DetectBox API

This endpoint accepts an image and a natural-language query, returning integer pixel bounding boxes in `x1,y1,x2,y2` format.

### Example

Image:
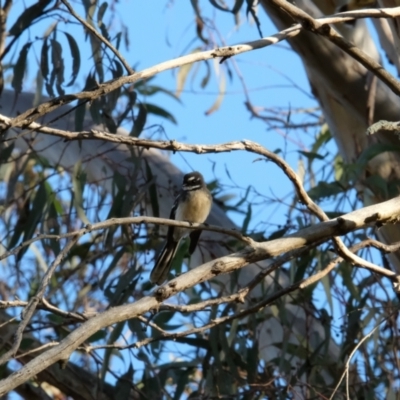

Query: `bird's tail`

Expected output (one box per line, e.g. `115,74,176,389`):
150,241,179,285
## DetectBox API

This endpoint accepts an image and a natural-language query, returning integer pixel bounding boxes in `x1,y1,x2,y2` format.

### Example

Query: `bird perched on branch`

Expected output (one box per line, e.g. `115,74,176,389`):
150,171,212,285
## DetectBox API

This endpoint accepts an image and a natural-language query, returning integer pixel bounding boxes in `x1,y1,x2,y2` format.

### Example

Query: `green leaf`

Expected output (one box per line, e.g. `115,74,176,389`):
143,103,177,124
190,0,202,20
365,174,389,199
340,261,360,300
246,0,263,37
106,265,139,306
97,2,108,27
267,226,289,240
12,42,32,93
72,161,89,224
114,31,122,50
298,150,325,160
20,338,35,350
112,60,124,78
99,20,110,42
232,0,245,14
176,49,200,97
357,143,400,166
130,103,147,137
74,101,86,132
174,368,192,400
241,203,252,234
88,329,107,342
16,182,48,260
101,321,126,383
75,73,96,131
311,125,331,153
99,247,125,289
325,211,343,219
201,61,211,88
209,0,230,12
128,318,147,341
307,181,345,201
205,72,225,115
293,250,314,283
115,364,134,400
246,337,258,384
40,39,49,81
319,254,333,314
64,32,81,86
138,85,181,103
144,159,159,218
173,337,210,349
50,39,65,95
0,143,14,164
9,0,52,36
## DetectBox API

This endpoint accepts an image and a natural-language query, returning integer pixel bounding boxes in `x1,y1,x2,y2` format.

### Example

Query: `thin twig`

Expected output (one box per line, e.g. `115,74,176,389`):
0,298,90,321
0,214,254,262
329,319,386,400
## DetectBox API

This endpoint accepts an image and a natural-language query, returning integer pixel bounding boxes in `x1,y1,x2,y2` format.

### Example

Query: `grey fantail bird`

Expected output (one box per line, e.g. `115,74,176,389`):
150,171,212,285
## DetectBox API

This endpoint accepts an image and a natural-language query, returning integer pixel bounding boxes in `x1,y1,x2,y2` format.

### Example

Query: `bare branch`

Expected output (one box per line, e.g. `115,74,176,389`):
0,215,254,262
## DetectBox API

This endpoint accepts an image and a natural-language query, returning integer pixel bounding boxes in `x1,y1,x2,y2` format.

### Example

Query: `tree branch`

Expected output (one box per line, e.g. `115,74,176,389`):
0,215,254,263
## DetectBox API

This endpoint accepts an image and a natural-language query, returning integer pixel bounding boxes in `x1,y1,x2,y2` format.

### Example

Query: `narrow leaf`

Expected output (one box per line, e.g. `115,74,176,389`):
64,32,81,86
144,159,159,218
205,71,225,115
246,0,263,37
72,161,89,224
176,49,200,97
232,0,245,14
12,42,32,93
143,103,177,124
241,203,252,234
97,2,108,26
40,39,49,81
9,0,52,36
130,103,147,137
209,0,230,12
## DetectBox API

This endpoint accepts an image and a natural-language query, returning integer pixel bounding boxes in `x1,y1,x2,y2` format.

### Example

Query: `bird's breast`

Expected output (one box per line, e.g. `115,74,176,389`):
175,190,212,223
